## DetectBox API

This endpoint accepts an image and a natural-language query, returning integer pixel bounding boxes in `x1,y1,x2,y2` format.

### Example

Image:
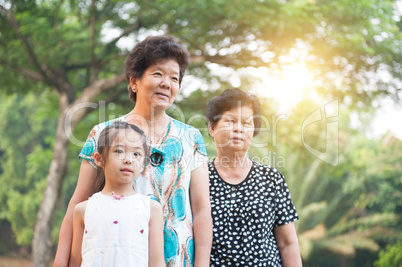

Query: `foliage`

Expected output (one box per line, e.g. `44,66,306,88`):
0,91,57,245
1,0,401,102
269,97,402,265
0,0,401,265
374,241,402,267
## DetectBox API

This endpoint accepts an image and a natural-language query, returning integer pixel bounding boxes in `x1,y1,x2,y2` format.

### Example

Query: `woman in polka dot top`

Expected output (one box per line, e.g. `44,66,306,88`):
206,88,302,266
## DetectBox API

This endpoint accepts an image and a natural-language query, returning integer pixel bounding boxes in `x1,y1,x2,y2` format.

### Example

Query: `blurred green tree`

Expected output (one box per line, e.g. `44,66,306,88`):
259,97,402,266
374,241,402,267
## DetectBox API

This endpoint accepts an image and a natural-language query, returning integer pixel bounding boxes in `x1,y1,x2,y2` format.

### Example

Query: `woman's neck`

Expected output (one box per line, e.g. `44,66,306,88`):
215,150,250,169
127,107,169,144
130,106,167,124
214,152,252,184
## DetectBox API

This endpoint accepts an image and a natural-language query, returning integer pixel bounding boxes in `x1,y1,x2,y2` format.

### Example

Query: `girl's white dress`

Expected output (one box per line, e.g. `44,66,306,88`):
81,192,150,267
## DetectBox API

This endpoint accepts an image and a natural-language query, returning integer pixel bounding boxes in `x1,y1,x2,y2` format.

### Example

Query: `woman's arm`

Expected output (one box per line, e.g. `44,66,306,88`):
54,160,97,267
148,200,165,267
190,163,213,267
68,201,87,267
273,222,303,267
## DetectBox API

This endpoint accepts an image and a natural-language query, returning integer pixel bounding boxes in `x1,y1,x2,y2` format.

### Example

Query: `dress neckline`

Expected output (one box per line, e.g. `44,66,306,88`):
211,159,254,187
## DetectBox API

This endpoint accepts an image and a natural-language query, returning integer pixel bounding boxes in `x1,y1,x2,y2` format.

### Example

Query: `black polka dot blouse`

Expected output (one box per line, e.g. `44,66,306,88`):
209,161,299,266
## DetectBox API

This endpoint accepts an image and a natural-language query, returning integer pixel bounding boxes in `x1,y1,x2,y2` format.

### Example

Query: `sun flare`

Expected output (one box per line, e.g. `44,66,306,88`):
253,58,315,112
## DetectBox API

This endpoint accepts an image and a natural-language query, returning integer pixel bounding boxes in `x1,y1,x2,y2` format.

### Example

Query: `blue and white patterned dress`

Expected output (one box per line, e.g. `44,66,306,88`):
79,115,208,267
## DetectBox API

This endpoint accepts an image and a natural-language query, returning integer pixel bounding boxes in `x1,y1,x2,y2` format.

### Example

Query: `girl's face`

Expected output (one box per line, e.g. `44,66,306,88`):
130,59,180,112
101,129,146,184
209,105,255,154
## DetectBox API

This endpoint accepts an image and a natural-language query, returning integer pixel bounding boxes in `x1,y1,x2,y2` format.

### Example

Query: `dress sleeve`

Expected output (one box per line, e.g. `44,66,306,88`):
190,129,208,171
274,171,299,227
78,118,123,168
78,125,99,169
78,121,114,169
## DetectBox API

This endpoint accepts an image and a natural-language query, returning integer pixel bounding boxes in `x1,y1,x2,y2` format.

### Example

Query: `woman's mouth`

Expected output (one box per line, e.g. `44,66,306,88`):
155,92,169,99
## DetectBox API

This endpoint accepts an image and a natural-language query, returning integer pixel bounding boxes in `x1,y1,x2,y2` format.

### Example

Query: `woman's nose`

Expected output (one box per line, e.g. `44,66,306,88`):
233,121,243,132
160,76,171,89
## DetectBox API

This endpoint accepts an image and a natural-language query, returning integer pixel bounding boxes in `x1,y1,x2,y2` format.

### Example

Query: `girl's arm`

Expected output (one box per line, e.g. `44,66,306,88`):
54,160,97,267
68,201,87,267
273,222,303,267
189,163,213,267
148,199,165,267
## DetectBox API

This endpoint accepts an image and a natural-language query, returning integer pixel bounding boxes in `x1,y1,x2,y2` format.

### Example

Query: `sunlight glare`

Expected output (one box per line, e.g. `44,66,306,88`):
253,61,315,112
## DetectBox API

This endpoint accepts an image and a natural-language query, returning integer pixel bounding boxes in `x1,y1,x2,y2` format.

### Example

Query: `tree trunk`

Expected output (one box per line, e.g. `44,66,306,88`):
32,96,70,267
31,75,125,266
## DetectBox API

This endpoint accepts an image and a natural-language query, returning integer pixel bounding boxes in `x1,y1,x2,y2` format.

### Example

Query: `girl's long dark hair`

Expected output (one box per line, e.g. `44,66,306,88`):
94,121,148,192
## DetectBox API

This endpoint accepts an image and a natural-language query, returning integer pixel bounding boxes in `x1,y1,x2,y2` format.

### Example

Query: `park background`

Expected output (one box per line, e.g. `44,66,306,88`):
0,0,401,266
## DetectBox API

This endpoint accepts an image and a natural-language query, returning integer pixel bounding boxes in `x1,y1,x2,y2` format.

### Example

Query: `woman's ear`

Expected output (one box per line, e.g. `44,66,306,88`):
208,122,215,138
129,77,137,93
94,152,103,168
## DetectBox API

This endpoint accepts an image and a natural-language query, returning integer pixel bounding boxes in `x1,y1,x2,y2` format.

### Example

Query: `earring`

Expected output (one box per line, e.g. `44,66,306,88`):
132,87,137,92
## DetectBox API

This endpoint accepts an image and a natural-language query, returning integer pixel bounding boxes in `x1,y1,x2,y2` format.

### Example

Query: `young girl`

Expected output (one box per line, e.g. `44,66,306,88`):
69,122,165,267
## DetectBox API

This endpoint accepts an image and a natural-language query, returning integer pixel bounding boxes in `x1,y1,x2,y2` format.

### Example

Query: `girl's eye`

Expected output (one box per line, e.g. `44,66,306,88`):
133,152,141,157
115,149,123,154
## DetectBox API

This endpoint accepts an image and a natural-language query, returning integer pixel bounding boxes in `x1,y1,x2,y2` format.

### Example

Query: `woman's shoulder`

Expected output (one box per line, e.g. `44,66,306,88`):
251,161,285,181
169,117,206,148
83,116,126,144
170,117,201,133
208,160,215,169
91,115,126,133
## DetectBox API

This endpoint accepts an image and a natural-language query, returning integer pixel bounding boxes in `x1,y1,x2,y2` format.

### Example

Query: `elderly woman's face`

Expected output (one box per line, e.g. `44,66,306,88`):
131,59,180,111
209,105,255,153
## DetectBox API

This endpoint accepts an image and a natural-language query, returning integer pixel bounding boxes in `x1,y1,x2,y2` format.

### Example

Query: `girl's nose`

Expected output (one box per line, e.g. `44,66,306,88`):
123,157,132,164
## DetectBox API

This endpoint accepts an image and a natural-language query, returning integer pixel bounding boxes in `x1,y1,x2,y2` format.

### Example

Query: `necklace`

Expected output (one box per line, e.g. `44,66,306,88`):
125,112,170,145
149,115,169,145
112,192,125,200
148,116,170,167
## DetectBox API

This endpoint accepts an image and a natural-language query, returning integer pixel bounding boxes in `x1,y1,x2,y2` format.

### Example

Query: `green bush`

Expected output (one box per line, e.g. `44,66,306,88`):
374,241,402,267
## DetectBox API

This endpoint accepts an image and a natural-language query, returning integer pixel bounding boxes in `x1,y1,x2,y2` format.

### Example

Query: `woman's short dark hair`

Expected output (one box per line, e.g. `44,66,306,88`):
206,88,262,136
125,35,190,102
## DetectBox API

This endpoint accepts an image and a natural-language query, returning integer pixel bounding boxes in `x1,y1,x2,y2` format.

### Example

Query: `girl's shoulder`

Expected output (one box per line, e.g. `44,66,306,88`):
73,199,88,219
150,198,162,212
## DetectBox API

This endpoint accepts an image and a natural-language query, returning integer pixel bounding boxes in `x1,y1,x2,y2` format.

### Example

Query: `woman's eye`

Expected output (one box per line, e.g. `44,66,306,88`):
115,149,123,154
133,152,141,157
171,76,179,82
154,72,162,76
